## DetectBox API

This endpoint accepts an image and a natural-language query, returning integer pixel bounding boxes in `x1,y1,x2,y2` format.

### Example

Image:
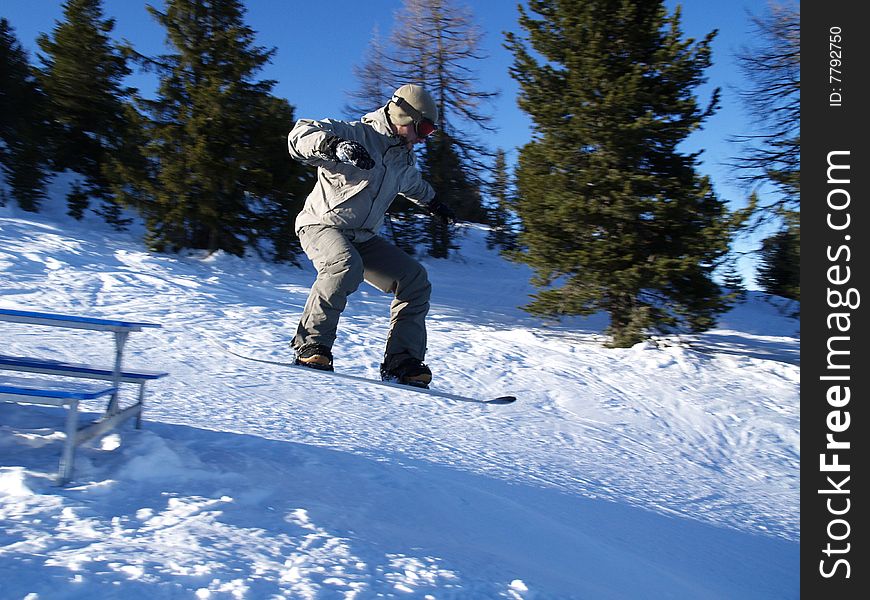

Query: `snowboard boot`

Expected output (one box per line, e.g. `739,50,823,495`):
380,353,432,389
294,343,334,372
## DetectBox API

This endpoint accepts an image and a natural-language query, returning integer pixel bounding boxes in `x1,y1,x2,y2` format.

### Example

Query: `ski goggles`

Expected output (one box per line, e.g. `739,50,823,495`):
391,94,438,138
415,118,437,138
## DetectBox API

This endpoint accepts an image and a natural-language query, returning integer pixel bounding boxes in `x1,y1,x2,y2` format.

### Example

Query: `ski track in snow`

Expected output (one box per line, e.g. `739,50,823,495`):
0,208,799,598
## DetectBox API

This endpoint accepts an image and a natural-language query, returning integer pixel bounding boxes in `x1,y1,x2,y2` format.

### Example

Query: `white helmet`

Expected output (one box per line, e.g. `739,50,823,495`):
387,84,438,126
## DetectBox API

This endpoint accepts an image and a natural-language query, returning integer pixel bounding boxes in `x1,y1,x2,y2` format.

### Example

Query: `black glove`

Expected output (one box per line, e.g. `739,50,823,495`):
427,198,456,224
318,136,375,170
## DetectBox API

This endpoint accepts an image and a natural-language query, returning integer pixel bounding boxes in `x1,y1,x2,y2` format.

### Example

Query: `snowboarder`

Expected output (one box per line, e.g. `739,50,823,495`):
286,84,455,388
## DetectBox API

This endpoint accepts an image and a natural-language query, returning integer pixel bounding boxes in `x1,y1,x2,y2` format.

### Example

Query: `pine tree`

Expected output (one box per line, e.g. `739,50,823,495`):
730,2,800,299
731,2,799,218
132,0,309,258
245,94,313,263
66,182,89,220
506,0,738,347
422,131,479,257
0,18,50,211
486,149,520,252
757,213,799,301
720,256,747,302
36,0,133,227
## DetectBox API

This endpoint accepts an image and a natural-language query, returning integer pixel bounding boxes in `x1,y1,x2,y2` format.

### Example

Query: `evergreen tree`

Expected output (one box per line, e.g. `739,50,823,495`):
731,2,799,218
384,207,425,256
246,94,313,263
36,0,134,227
0,18,50,211
349,0,497,256
730,2,800,299
486,148,520,252
506,0,738,347
422,131,479,257
756,213,799,301
132,0,309,258
66,182,89,220
720,256,747,302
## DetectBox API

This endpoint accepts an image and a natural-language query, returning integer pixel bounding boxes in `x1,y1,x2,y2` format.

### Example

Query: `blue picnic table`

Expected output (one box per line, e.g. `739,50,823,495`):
0,308,167,483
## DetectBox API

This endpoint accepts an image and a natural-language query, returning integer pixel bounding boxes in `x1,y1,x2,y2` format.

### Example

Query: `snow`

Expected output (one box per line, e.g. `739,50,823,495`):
0,200,799,598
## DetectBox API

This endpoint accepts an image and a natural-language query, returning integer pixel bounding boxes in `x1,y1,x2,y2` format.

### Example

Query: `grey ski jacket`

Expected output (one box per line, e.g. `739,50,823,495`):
288,108,435,241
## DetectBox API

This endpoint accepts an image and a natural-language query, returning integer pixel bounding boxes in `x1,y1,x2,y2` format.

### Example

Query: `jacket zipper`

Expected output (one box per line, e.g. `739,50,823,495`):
360,141,406,231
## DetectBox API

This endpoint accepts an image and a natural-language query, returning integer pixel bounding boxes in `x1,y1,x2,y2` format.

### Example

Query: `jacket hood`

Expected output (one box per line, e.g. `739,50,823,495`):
361,107,396,138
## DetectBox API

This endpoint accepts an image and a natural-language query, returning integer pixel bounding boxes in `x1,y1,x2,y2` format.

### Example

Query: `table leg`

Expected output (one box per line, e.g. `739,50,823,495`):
58,399,79,485
107,330,129,414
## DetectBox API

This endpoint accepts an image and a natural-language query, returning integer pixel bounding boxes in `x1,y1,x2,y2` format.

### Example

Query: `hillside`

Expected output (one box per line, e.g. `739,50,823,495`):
0,203,799,599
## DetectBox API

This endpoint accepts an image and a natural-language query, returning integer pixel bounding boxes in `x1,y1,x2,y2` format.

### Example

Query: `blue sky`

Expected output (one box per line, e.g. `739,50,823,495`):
3,0,767,283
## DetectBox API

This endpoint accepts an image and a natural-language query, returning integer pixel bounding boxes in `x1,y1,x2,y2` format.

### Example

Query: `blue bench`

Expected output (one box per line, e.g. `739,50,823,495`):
0,376,121,484
0,308,166,484
0,354,167,401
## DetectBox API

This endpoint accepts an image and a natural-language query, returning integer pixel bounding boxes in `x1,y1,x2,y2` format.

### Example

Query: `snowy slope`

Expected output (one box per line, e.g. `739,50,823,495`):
0,202,799,599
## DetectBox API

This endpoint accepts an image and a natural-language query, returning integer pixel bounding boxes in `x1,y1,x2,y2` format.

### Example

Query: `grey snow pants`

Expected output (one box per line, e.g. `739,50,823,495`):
293,225,431,361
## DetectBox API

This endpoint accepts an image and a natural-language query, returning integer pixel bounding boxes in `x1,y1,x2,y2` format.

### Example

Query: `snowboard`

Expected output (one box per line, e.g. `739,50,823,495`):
217,343,516,405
